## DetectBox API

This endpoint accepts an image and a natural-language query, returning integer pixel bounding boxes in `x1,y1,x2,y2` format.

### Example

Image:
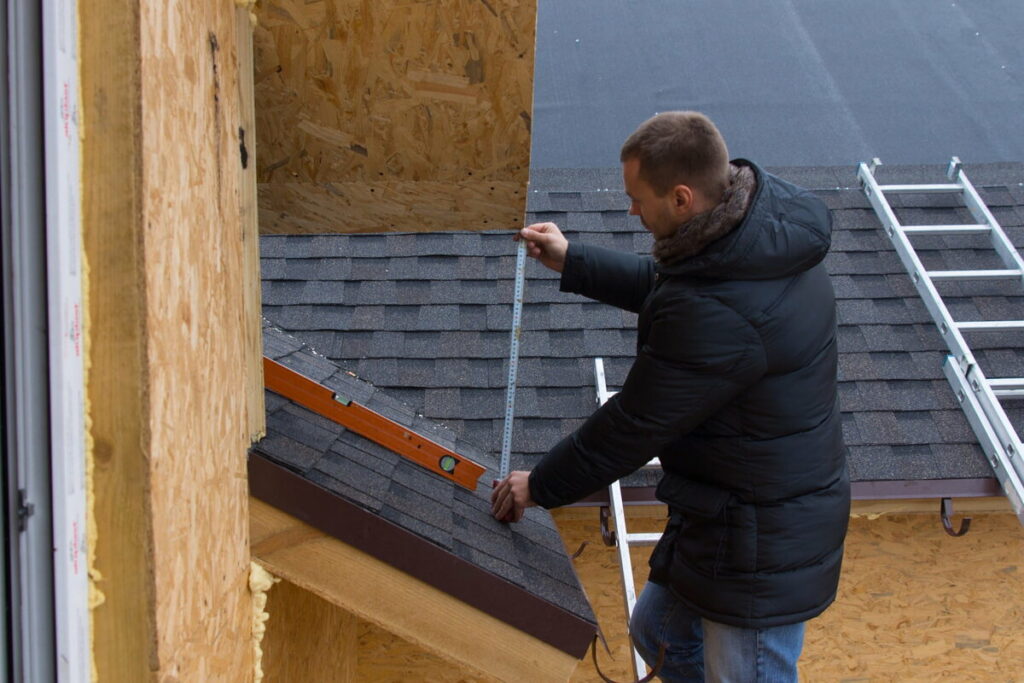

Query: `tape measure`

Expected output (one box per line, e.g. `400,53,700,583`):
499,238,527,479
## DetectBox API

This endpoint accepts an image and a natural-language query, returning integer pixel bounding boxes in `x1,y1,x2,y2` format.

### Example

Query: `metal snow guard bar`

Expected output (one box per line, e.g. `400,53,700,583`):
263,357,486,490
857,158,1024,524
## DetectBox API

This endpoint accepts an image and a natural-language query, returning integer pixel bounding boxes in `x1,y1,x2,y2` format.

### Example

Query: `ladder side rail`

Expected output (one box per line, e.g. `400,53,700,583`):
963,362,1024,488
609,478,648,679
857,163,976,369
595,357,649,679
951,167,1024,279
945,359,1024,524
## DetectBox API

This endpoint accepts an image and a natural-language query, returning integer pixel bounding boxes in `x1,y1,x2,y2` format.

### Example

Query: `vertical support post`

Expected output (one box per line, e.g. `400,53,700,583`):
236,5,265,443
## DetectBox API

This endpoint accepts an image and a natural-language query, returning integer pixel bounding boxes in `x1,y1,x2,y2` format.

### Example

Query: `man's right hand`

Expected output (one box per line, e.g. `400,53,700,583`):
517,222,569,273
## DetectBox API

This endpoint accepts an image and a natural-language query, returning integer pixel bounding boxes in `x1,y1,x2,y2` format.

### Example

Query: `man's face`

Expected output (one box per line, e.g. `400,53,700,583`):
622,158,688,240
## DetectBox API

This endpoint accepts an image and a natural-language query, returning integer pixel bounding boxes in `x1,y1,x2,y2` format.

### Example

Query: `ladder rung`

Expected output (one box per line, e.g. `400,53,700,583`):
623,533,661,545
928,269,1022,281
956,320,1024,331
902,225,990,235
994,389,1024,399
990,379,1024,399
878,183,962,193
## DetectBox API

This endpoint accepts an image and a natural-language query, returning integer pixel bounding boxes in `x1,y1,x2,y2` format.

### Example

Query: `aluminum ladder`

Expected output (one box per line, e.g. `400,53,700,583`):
858,157,1024,525
594,358,662,679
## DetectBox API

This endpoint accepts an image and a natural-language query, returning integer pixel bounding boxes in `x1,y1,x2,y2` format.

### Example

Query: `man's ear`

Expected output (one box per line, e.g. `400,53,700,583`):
671,184,694,215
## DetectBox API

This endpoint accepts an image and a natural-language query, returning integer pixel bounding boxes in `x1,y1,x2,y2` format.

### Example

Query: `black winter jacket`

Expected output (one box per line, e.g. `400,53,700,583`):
528,160,849,628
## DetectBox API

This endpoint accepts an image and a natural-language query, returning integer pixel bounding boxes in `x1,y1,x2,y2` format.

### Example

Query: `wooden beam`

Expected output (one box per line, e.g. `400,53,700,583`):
250,497,580,683
263,579,357,682
252,0,538,234
84,0,256,677
81,0,158,678
237,5,266,444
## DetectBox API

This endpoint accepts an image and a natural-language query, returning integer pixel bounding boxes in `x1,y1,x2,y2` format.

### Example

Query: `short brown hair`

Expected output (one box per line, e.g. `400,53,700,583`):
620,111,730,200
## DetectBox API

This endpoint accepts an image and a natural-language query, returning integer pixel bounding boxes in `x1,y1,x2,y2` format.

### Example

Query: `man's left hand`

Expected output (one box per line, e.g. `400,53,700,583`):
491,470,536,523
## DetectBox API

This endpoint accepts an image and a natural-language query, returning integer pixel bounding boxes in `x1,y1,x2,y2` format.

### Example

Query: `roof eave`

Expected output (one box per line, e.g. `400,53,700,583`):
248,453,597,661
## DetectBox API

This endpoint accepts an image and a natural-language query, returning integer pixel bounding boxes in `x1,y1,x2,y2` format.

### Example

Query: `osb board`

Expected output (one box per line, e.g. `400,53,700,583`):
263,578,357,682
252,0,536,233
81,0,156,678
138,0,254,677
257,179,526,234
552,507,1024,682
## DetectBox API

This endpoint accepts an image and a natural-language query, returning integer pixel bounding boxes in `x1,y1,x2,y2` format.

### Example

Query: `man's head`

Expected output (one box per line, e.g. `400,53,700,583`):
620,111,730,239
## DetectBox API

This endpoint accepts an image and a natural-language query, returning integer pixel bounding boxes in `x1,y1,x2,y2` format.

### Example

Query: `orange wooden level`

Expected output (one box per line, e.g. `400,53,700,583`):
263,357,486,490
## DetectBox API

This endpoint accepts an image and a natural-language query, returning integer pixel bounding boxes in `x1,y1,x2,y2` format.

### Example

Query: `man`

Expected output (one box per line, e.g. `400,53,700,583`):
491,111,848,681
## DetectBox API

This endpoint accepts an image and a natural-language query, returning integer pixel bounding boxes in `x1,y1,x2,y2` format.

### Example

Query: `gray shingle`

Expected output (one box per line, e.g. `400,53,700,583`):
314,450,392,502
382,478,455,535
307,469,385,513
253,433,322,473
259,165,1023,489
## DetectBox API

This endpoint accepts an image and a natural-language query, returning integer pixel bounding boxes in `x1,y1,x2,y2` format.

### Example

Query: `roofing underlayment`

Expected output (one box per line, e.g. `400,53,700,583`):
531,0,1024,168
253,322,597,656
261,162,1024,499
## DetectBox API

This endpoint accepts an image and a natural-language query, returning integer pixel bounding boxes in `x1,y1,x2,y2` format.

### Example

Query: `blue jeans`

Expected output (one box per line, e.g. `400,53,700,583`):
630,581,805,682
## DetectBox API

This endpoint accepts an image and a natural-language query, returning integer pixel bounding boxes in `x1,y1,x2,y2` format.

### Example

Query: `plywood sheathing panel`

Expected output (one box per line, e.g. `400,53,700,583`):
82,0,157,677
252,0,537,234
263,578,357,682
138,0,253,677
553,507,1024,682
249,497,579,683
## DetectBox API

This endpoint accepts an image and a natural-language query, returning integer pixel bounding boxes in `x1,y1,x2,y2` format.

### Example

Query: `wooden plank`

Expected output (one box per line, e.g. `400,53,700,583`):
250,498,580,683
252,0,537,234
263,579,357,683
237,6,266,444
80,0,158,679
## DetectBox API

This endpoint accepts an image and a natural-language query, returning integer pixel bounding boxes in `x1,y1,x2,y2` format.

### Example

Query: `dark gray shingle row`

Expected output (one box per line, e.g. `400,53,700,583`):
260,162,1024,486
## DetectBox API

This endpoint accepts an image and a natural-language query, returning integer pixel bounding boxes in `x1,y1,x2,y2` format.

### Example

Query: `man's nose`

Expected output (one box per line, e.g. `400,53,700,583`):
628,202,639,216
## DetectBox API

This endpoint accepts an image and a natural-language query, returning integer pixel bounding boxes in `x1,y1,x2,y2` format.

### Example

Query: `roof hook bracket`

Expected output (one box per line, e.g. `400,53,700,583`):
599,505,617,546
946,155,963,180
940,497,971,537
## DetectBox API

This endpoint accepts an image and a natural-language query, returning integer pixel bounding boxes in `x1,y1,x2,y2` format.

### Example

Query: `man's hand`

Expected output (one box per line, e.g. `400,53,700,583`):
491,470,536,523
517,222,569,273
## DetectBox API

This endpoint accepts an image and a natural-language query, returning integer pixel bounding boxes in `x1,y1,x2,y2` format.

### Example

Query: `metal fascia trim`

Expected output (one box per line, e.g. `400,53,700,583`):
574,479,1002,505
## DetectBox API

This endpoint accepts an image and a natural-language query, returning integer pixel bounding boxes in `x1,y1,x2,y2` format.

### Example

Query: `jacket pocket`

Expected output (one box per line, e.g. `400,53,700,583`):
655,474,755,576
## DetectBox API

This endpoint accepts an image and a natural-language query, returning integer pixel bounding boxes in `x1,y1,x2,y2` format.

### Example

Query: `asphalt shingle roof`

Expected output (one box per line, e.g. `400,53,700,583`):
261,162,1024,491
253,322,596,629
